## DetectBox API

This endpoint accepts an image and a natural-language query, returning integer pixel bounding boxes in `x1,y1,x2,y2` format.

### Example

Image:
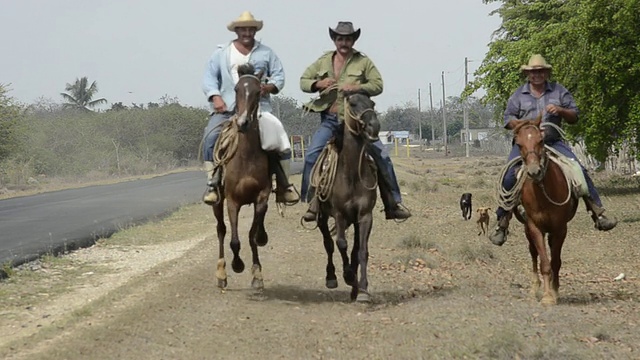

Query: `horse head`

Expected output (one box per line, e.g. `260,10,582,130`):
235,63,264,132
344,91,380,141
513,114,546,182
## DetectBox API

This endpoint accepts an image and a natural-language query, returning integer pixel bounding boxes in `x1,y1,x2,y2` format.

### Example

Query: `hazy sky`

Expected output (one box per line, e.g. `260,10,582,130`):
0,0,500,111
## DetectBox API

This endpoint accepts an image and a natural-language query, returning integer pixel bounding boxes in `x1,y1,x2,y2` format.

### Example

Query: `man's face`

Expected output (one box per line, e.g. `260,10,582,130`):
526,69,550,85
235,27,257,46
333,35,355,55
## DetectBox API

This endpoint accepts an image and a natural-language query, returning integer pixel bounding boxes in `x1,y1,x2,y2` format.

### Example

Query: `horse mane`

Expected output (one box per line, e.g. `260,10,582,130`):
237,63,256,77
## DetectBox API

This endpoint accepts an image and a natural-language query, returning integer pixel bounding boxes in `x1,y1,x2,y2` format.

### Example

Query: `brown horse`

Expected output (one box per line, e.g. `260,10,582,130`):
511,116,578,305
213,63,271,290
316,93,380,303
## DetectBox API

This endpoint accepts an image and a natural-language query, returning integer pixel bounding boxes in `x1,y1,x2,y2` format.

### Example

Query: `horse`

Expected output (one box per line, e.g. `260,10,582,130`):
511,116,578,305
213,63,271,290
314,93,380,303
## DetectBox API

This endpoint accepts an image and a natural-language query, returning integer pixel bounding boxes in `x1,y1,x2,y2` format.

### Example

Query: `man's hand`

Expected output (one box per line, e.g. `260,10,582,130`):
340,84,360,93
545,104,562,115
315,78,336,91
211,95,227,113
260,83,277,97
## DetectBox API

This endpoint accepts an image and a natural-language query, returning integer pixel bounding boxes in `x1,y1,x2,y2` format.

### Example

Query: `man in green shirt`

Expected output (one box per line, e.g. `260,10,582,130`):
299,21,411,222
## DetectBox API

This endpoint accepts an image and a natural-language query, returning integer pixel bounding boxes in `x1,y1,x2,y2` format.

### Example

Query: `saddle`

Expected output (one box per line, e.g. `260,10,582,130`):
515,147,589,198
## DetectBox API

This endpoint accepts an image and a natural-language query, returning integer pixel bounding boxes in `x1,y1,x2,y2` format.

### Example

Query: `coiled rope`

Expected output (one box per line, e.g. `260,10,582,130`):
496,122,576,210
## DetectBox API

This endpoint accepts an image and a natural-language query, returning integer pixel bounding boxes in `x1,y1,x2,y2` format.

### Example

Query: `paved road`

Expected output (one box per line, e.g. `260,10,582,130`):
0,162,303,268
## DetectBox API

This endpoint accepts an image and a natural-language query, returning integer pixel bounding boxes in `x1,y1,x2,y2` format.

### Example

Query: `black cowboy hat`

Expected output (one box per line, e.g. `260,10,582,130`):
328,21,361,41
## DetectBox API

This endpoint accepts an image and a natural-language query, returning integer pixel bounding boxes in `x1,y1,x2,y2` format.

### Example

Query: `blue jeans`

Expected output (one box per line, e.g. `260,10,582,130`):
202,111,292,162
300,112,402,204
495,141,602,219
202,112,233,162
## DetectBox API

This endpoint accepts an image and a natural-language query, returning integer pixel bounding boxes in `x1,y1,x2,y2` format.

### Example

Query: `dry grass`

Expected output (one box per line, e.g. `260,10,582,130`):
1,150,639,359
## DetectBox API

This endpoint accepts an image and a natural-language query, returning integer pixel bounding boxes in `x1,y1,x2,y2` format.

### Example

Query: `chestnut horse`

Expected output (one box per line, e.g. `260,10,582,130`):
213,64,271,290
511,117,578,305
315,93,380,303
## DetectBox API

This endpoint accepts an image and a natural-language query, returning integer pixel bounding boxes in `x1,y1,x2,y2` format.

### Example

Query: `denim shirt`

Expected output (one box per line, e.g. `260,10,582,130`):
503,81,579,127
202,41,285,113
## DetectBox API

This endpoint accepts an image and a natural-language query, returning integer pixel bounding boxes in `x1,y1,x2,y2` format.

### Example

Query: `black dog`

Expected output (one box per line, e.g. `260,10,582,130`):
460,193,472,220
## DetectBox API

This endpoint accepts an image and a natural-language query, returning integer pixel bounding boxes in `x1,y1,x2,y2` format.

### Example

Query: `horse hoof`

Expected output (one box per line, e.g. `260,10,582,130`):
217,278,227,289
251,278,264,290
356,290,372,303
232,258,245,273
541,296,557,306
326,279,338,289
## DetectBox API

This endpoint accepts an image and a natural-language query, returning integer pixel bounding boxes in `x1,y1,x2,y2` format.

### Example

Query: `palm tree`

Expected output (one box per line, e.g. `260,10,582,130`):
60,77,107,111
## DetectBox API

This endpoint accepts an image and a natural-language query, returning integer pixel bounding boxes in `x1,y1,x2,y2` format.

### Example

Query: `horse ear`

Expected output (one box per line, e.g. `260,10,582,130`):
533,113,543,127
256,69,265,80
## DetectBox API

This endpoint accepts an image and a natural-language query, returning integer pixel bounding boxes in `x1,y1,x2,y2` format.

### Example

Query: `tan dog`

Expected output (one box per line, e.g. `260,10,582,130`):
476,207,491,236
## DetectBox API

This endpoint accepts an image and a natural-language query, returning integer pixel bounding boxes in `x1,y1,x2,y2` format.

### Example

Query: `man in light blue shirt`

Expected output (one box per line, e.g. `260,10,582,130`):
201,11,299,205
489,54,617,246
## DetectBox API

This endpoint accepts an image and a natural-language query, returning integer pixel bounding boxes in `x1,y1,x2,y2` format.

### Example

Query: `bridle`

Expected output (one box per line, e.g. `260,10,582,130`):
343,98,378,141
235,74,261,124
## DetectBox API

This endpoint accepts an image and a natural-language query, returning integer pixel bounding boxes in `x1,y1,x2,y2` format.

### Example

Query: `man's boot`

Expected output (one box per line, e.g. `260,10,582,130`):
375,162,411,220
273,159,300,205
203,161,222,205
302,195,320,222
489,211,511,246
583,197,617,231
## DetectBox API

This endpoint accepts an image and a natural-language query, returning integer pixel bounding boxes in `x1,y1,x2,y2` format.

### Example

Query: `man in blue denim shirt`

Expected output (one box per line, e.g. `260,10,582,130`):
201,11,299,205
299,22,411,221
489,54,617,246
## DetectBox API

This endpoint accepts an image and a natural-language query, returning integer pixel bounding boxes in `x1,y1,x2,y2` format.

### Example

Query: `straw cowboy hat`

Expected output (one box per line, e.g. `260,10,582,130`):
520,54,552,71
329,21,361,41
227,11,263,32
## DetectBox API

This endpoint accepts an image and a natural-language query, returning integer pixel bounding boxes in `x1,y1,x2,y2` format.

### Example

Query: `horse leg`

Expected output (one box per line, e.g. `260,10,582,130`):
548,227,567,301
349,224,360,286
227,201,245,274
334,215,354,290
318,213,337,289
355,213,373,303
249,197,269,289
526,228,541,299
213,201,227,288
528,226,554,306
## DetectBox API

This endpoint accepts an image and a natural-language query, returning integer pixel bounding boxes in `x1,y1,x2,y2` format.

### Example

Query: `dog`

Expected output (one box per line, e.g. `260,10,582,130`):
476,207,491,236
460,193,472,220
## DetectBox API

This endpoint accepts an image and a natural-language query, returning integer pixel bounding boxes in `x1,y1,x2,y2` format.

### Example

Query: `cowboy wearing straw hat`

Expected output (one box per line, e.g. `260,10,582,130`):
201,11,299,206
489,54,617,246
299,21,411,222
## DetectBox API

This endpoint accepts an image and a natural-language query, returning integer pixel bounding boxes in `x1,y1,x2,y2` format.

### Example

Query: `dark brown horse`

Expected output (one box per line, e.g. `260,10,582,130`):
511,116,578,305
213,64,271,290
316,93,380,303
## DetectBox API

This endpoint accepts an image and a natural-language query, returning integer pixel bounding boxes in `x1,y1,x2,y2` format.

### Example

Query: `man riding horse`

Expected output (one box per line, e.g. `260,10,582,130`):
489,54,617,246
201,11,299,206
299,21,411,222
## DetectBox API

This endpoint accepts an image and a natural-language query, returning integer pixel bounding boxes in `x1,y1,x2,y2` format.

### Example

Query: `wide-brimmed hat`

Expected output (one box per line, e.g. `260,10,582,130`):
227,11,263,32
520,54,552,71
329,21,361,41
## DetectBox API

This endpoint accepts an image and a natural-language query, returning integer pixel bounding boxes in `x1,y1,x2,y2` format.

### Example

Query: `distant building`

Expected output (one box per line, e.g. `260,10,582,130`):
459,128,495,144
379,130,412,144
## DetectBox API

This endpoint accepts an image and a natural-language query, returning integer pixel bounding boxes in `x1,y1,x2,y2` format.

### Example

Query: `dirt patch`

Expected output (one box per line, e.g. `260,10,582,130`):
1,155,639,359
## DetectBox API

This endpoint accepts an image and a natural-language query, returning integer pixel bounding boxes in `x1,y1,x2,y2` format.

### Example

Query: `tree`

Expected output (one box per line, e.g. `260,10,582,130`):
0,84,23,161
60,77,107,111
470,0,640,161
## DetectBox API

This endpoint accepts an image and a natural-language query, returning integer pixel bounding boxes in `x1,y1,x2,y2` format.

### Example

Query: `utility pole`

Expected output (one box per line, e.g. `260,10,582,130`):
429,83,435,145
417,88,422,149
463,57,470,158
441,71,448,156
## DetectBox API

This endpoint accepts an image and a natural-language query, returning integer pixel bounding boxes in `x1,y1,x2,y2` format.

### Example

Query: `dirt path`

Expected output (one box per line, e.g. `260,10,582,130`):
1,155,639,359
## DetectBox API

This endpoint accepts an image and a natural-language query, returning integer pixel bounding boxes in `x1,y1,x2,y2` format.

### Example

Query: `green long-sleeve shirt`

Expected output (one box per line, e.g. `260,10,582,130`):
300,50,383,119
